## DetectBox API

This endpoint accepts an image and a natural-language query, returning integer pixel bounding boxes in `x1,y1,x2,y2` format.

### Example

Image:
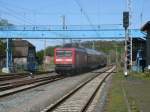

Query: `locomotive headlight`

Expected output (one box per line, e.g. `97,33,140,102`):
56,59,63,61
65,59,72,61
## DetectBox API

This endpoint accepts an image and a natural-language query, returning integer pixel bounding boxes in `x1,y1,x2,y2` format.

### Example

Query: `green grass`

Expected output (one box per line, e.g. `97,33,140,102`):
124,72,150,112
127,97,140,112
128,71,150,80
106,70,150,112
105,72,128,112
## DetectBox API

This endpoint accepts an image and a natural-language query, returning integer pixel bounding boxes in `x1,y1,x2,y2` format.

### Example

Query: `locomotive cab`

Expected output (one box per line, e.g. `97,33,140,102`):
54,48,75,74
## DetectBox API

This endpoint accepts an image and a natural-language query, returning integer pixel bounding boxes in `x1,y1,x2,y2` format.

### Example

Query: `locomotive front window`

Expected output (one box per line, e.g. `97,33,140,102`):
56,50,72,57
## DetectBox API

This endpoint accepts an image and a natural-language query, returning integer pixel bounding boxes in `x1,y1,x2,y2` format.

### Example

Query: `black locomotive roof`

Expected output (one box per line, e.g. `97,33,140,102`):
85,48,104,55
63,43,83,48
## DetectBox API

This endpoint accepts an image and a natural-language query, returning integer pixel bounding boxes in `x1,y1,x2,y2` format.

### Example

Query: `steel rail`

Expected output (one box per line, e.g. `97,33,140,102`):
0,75,61,91
81,68,114,112
0,70,54,81
0,75,66,98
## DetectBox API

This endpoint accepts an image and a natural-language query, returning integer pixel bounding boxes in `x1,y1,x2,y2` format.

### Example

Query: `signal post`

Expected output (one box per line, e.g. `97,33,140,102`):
123,11,129,76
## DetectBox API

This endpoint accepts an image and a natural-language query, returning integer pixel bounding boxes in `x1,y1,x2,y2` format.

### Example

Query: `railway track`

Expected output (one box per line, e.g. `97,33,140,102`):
0,71,56,92
0,70,54,81
0,74,27,81
0,73,66,97
0,75,61,91
41,66,115,112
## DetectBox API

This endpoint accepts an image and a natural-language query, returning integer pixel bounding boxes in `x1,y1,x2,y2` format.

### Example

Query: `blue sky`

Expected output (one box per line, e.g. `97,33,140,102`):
0,0,149,50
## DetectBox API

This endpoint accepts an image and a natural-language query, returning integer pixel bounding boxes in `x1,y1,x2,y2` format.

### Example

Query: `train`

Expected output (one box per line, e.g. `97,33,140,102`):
54,45,107,74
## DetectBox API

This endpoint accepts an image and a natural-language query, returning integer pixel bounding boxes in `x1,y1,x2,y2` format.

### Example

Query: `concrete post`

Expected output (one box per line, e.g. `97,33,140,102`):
2,38,13,73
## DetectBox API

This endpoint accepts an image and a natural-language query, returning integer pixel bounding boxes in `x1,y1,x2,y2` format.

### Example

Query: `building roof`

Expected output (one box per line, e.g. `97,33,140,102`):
12,40,34,48
0,40,35,58
141,21,150,32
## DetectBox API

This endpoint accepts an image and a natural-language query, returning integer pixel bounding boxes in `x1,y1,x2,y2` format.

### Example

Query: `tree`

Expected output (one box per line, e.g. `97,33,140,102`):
36,50,44,64
0,19,13,26
36,47,55,64
0,40,5,54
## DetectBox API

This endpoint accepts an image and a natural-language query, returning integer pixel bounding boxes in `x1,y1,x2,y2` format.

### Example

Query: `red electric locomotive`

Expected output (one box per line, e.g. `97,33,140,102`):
54,46,107,74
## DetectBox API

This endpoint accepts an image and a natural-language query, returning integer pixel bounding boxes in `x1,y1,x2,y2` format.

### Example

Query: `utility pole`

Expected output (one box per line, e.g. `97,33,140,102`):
92,41,95,49
44,38,46,71
62,15,66,47
107,55,110,65
2,39,13,73
140,13,143,27
42,33,46,71
116,47,118,72
70,39,72,45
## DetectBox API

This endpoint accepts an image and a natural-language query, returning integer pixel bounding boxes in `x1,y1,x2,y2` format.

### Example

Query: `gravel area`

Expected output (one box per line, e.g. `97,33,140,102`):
0,68,106,112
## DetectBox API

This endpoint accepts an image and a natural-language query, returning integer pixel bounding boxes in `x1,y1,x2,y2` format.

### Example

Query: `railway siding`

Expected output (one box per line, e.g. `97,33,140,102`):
0,76,63,97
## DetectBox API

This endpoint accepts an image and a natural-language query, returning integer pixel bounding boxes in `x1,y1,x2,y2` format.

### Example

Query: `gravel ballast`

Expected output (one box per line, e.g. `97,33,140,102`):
0,68,106,112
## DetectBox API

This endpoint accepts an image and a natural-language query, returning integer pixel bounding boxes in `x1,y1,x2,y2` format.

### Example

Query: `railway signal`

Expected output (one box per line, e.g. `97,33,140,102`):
123,11,129,29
